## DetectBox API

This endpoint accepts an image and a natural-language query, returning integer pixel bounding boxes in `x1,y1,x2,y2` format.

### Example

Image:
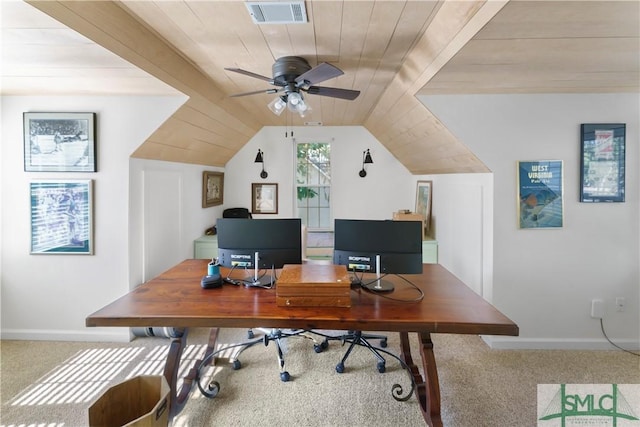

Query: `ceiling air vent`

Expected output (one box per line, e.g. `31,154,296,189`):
246,2,307,24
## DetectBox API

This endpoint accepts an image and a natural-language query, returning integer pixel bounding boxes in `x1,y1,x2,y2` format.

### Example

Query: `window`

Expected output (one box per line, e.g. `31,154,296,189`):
296,142,331,230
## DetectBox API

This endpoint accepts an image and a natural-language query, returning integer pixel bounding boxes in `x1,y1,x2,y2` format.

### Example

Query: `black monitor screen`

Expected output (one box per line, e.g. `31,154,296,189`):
216,218,302,269
333,219,422,274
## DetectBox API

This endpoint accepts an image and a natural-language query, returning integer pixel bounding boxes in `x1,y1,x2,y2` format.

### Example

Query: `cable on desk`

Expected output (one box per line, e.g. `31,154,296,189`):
224,265,278,289
358,273,424,303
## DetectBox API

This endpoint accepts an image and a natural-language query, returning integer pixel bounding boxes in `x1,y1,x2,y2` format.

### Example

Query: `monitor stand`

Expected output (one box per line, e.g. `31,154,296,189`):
248,252,276,287
364,255,394,292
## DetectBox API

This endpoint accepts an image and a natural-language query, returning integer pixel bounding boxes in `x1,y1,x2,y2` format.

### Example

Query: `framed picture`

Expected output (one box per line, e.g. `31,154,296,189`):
580,123,625,203
415,180,432,236
24,112,96,172
251,183,278,214
517,160,563,229
202,171,224,208
30,180,94,254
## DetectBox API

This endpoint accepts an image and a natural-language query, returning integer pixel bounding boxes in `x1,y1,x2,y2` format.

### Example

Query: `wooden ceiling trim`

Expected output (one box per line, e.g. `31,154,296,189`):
174,99,256,141
364,0,483,130
365,0,505,132
145,124,241,157
363,1,508,174
309,0,342,64
339,1,374,60
474,1,640,39
406,1,509,95
174,109,251,142
131,141,229,166
27,1,260,132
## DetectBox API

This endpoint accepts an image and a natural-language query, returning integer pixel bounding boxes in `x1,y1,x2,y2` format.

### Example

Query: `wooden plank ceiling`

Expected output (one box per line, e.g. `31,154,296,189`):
4,1,639,174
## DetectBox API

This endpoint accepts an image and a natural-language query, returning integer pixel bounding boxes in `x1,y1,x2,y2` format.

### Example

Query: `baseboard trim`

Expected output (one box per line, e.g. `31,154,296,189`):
483,336,640,350
1,328,131,342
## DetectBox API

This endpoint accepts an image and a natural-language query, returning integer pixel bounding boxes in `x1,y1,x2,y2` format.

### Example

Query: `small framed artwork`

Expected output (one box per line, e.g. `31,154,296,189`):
24,112,97,172
580,123,625,203
252,183,278,214
30,180,94,254
517,160,563,229
202,171,224,208
415,180,433,236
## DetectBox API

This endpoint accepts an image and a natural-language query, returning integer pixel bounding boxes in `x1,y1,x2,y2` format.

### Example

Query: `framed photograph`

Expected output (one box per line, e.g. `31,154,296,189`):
24,112,96,172
517,160,563,229
202,171,224,208
30,180,94,254
415,180,433,236
252,183,278,214
580,123,625,203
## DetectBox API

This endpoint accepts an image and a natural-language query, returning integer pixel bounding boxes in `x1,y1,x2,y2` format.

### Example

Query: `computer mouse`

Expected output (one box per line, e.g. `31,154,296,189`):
201,274,222,289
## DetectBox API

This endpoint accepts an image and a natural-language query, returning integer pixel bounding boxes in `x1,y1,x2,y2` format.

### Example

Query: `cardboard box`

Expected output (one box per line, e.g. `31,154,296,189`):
276,264,351,307
88,375,170,427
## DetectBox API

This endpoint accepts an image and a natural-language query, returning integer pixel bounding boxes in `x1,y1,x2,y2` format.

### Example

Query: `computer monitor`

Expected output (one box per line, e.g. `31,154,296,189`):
333,219,422,292
216,218,302,286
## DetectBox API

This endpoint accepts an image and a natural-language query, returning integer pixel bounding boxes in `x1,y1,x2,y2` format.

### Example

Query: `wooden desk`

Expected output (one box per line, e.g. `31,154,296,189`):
86,259,518,426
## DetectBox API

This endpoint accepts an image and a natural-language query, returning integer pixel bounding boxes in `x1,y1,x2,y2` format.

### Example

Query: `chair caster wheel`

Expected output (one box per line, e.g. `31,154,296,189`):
232,360,241,370
204,381,220,398
321,339,329,350
314,341,327,353
280,371,290,382
263,335,269,346
380,339,387,348
377,362,386,373
247,330,254,339
336,363,345,373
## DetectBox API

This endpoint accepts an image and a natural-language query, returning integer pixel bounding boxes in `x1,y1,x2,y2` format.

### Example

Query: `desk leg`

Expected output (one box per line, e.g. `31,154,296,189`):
398,332,442,427
163,328,221,422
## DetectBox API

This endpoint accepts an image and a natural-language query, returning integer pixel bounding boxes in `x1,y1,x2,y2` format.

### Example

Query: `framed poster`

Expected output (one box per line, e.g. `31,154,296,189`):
202,171,224,207
517,160,563,229
24,112,96,172
251,183,278,214
415,180,432,236
580,123,625,203
30,180,94,254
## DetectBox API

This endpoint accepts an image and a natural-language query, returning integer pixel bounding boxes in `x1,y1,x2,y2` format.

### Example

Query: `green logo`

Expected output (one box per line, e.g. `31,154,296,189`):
539,384,639,426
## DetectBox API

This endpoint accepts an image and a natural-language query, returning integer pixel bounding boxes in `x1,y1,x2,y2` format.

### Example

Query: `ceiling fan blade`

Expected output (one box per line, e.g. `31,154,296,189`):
225,67,273,83
305,86,360,100
295,62,344,86
229,88,280,98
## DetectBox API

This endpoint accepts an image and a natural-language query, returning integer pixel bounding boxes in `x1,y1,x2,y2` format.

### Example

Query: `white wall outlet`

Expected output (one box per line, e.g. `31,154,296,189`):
591,299,604,318
616,297,625,312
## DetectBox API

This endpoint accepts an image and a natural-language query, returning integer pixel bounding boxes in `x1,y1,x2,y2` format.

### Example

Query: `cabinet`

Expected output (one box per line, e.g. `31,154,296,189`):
422,239,438,264
194,235,218,259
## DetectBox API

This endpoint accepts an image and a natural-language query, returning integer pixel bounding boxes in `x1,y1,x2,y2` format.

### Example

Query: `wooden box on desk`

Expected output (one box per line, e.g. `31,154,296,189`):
276,264,351,307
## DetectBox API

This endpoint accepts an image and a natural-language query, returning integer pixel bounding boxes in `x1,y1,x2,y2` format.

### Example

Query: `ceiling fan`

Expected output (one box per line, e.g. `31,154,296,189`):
225,56,360,117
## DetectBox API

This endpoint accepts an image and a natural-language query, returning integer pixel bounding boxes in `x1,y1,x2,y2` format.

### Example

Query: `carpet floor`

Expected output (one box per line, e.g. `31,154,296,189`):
1,328,638,427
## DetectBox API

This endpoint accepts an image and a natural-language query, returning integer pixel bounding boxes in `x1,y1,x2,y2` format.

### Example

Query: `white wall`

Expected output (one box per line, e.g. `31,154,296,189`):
421,93,640,349
0,95,203,341
224,126,416,221
128,159,225,286
4,93,636,349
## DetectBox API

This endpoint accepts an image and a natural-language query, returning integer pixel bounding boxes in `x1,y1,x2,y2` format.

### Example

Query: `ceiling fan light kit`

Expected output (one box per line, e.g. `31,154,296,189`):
225,56,360,118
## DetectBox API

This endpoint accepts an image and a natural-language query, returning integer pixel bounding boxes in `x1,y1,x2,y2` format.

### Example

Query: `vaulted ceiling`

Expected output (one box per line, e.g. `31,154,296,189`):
2,1,638,174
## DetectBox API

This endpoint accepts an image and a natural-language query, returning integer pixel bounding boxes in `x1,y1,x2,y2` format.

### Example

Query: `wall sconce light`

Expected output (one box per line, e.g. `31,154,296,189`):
255,149,268,179
359,149,373,177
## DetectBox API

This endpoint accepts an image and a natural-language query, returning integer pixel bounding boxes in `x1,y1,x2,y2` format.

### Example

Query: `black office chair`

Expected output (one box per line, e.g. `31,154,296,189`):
317,330,388,373
219,210,319,381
